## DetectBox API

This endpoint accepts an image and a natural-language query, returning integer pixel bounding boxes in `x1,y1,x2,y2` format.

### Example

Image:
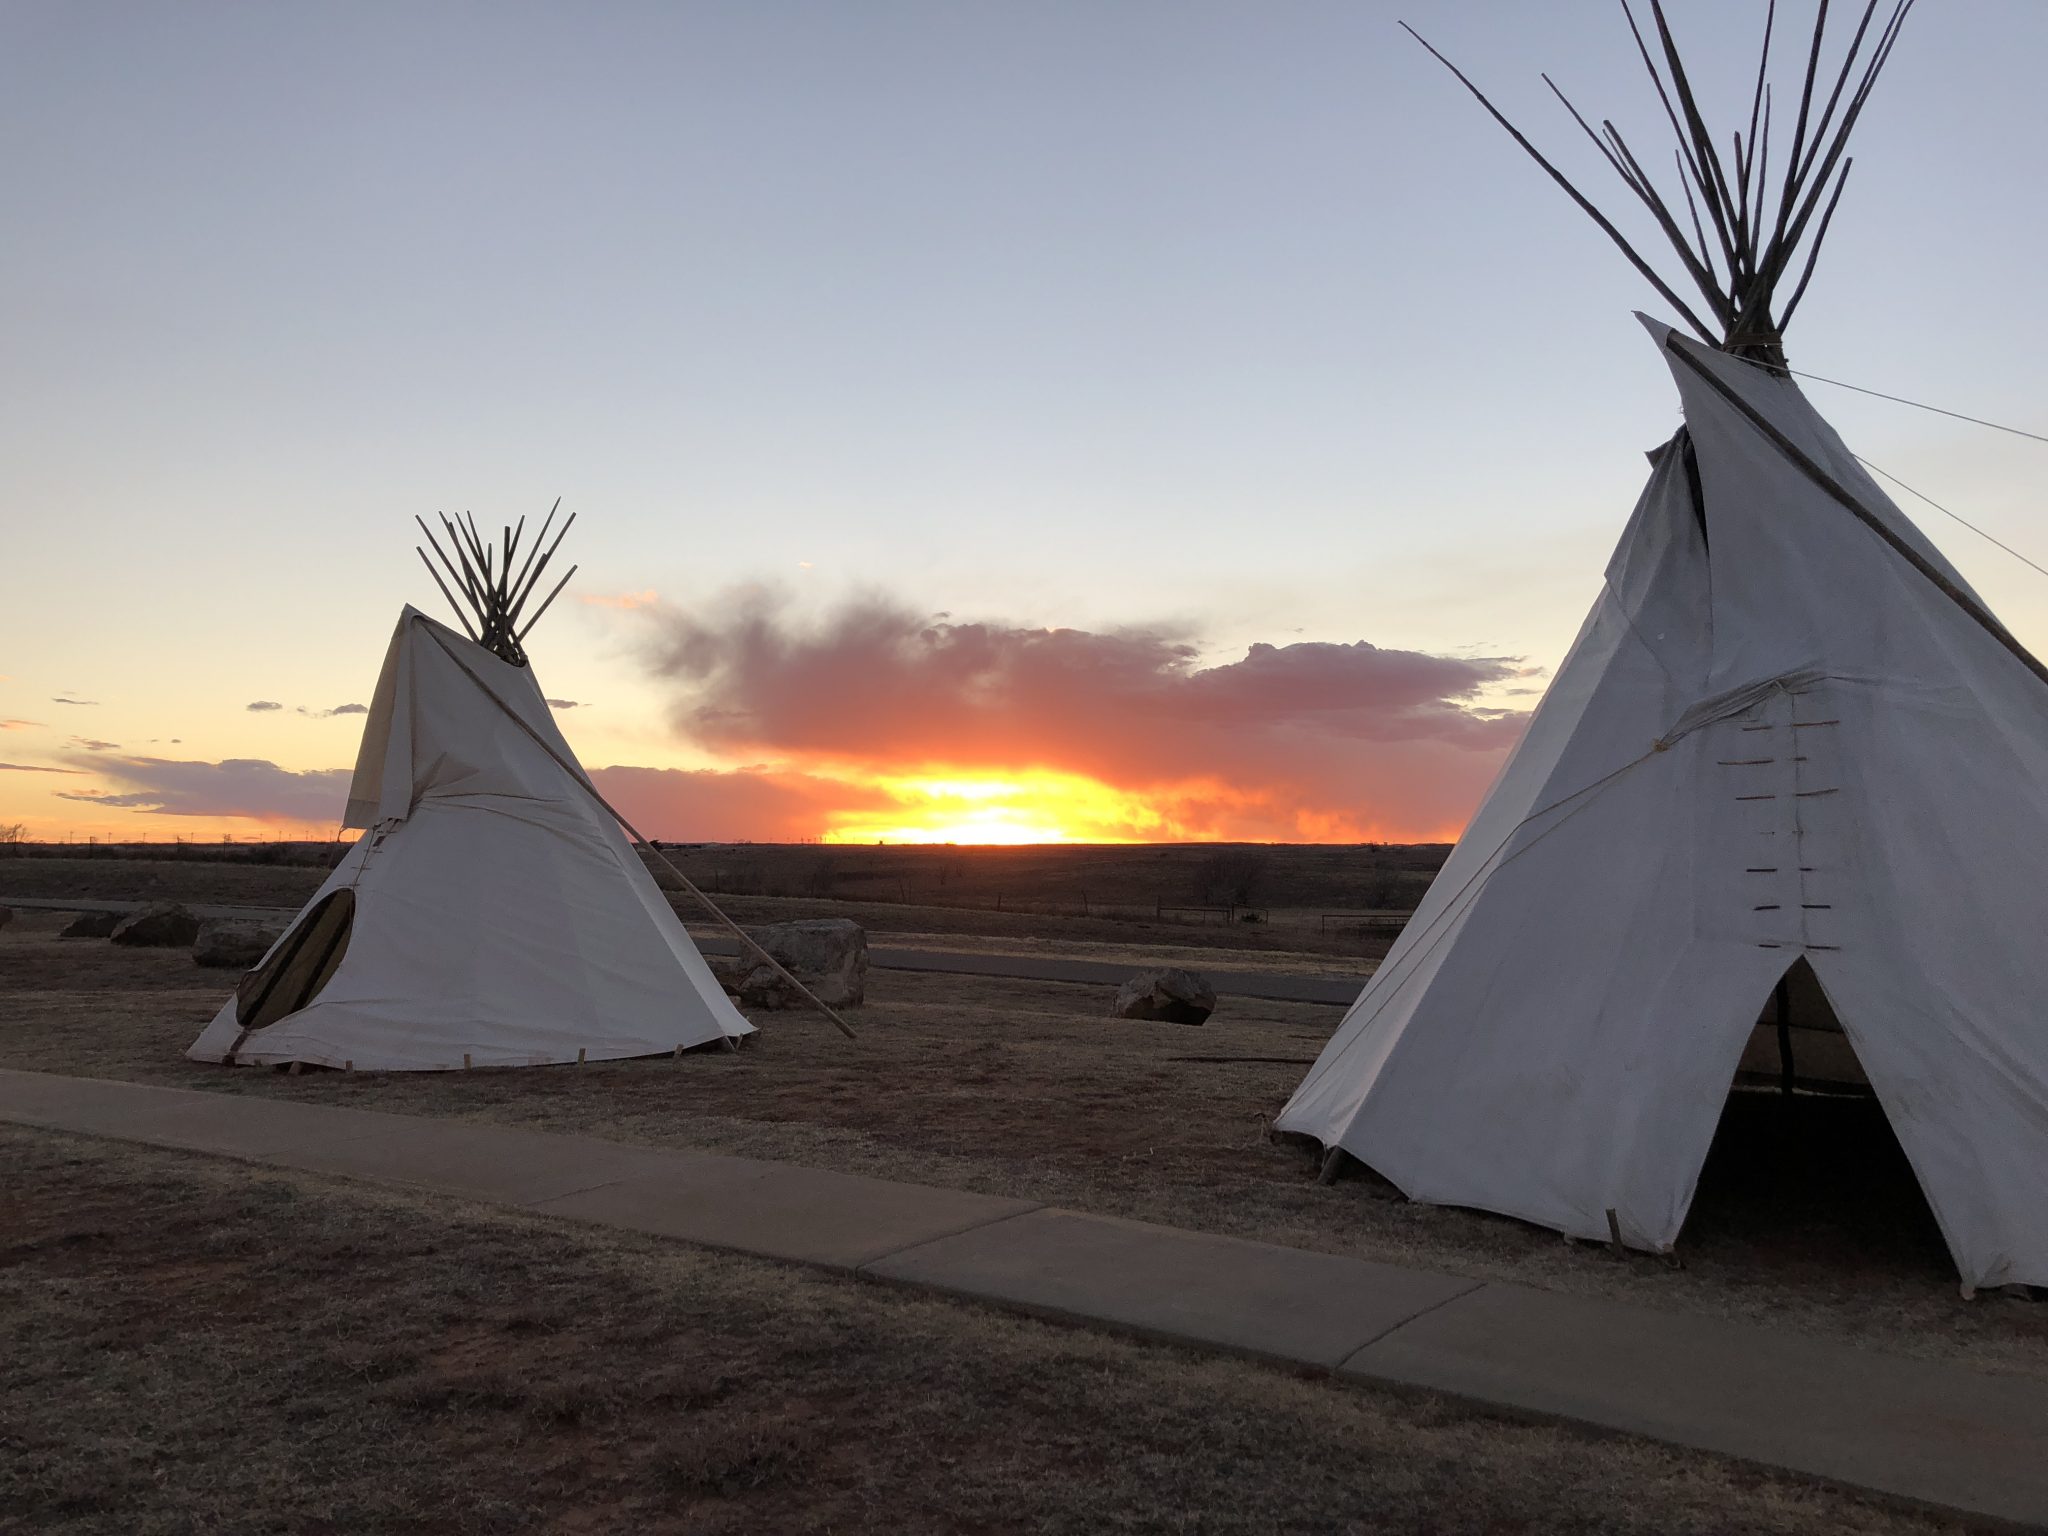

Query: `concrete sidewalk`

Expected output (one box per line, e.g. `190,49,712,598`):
1,896,1364,1004
2,1068,2042,1528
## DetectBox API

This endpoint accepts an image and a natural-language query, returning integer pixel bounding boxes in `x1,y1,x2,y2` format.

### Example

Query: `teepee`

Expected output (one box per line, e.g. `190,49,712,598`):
190,508,758,1070
1280,1,2048,1292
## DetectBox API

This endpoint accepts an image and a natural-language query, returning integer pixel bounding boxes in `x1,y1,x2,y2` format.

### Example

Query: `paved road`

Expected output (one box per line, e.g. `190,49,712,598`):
5,896,297,925
698,937,1361,1006
2,896,1363,1006
4,1066,2043,1530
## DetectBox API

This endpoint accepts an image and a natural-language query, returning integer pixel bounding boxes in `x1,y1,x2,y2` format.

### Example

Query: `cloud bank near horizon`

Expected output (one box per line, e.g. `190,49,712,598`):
21,591,1534,842
57,756,354,824
634,588,1531,840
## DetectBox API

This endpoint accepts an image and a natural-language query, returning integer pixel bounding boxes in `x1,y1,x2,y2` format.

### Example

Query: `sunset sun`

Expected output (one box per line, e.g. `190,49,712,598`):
821,769,1174,845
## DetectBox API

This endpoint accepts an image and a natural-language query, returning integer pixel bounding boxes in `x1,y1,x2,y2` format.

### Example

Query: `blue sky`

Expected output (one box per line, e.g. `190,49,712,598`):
3,1,2044,838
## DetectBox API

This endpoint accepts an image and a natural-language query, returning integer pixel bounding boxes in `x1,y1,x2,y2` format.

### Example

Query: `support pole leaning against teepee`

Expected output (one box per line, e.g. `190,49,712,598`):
422,630,859,1041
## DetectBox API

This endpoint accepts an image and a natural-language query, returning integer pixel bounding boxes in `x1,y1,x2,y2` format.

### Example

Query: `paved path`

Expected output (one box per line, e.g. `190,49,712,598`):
1,1067,2041,1528
1,896,1362,1005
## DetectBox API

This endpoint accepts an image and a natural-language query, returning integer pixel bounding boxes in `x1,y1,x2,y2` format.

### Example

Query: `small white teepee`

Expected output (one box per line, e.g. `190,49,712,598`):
188,607,754,1070
1287,2,2048,1291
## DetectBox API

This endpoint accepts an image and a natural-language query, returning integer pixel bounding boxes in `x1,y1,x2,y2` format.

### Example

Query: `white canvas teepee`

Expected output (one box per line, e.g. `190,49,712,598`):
1280,322,2048,1291
189,607,755,1070
1286,2,2048,1291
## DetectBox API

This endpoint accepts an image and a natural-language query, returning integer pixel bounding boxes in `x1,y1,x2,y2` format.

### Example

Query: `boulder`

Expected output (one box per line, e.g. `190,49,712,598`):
61,909,121,939
711,918,867,1010
1112,967,1217,1026
110,902,201,948
193,918,287,970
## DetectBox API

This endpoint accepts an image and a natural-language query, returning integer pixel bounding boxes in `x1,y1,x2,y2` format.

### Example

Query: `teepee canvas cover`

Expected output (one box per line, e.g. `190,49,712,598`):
1279,323,2048,1290
189,607,754,1070
1284,2,2048,1291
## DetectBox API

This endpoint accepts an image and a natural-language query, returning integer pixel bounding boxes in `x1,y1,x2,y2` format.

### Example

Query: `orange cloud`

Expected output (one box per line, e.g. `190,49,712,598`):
579,588,660,611
627,590,1528,842
591,763,897,843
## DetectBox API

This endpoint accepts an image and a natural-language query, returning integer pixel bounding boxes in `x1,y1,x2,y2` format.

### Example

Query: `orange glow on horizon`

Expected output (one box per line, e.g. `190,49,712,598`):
4,761,1476,847
810,767,1468,845
821,769,1175,845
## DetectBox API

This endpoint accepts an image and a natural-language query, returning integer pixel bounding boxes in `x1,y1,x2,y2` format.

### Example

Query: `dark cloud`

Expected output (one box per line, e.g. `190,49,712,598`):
57,756,351,824
0,762,85,774
591,764,892,843
51,696,97,706
246,700,284,712
647,591,1522,758
546,699,585,710
72,738,120,751
633,589,1533,838
295,703,368,718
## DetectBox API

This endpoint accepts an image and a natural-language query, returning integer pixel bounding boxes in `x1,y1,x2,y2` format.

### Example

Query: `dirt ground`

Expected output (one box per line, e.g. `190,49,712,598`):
3,909,2043,1385
0,1128,1990,1535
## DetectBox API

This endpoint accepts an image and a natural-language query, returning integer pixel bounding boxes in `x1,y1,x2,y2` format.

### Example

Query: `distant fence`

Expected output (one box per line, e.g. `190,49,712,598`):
1156,904,1270,926
7,838,346,867
1318,911,1411,938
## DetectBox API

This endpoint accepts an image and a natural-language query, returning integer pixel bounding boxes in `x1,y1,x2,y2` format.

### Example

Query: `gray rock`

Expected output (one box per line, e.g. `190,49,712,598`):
193,918,287,970
110,902,201,948
711,918,867,1010
61,909,121,939
1113,967,1217,1026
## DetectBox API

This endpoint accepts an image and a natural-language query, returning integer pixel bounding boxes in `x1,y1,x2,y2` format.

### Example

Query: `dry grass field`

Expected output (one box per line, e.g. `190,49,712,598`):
0,844,1434,958
0,1127,1992,1535
3,907,2043,1389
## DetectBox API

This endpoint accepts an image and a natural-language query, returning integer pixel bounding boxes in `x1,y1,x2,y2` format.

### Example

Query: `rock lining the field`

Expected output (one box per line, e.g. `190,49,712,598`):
712,918,868,1010
110,903,201,948
193,918,287,970
1113,968,1217,1026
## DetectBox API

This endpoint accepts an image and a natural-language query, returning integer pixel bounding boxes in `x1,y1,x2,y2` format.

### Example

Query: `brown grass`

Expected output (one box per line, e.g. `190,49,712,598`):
0,855,333,909
0,1126,1988,1535
2,909,2043,1385
0,850,1406,959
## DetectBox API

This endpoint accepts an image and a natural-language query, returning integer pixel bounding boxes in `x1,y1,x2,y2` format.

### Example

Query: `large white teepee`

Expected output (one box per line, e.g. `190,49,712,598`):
1280,322,2048,1290
1286,2,2048,1291
189,607,754,1070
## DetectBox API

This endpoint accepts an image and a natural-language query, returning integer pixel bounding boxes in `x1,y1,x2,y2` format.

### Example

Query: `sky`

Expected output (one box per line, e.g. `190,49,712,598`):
3,1,2044,845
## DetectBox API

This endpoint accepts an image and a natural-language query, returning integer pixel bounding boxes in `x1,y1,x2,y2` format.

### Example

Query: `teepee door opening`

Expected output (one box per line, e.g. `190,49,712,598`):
1737,957,1868,1097
1687,959,1950,1280
235,889,356,1032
